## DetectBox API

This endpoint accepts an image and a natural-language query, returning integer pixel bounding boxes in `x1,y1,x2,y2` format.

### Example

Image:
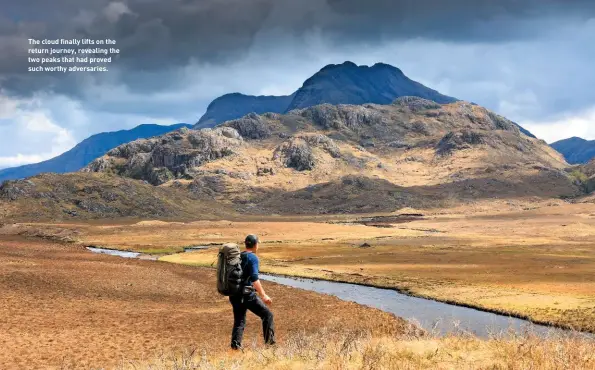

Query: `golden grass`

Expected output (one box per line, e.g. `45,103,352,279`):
121,326,595,370
6,202,595,333
156,204,595,333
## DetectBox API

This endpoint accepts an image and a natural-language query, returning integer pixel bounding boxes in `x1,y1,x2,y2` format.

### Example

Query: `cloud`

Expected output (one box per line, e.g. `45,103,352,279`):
0,0,594,168
1,0,594,98
0,153,51,168
0,91,178,169
103,2,132,23
0,94,77,168
522,106,595,144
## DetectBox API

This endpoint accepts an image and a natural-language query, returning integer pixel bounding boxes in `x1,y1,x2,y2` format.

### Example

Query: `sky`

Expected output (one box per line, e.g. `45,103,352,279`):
0,0,594,169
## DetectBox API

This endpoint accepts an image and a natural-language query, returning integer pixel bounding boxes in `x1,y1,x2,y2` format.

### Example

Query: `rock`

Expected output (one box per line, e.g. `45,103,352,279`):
402,156,424,163
148,168,175,185
63,209,78,216
388,141,409,149
411,121,431,135
0,179,36,201
229,172,252,180
85,127,243,185
274,138,315,171
360,139,375,148
359,242,372,248
257,167,276,176
436,131,485,156
188,176,228,196
82,156,114,173
486,111,518,132
219,127,242,140
300,134,341,158
392,96,442,111
224,113,271,139
299,104,383,131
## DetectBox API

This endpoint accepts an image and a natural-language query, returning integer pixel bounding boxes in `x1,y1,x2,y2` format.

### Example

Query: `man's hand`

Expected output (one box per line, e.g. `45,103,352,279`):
254,280,272,305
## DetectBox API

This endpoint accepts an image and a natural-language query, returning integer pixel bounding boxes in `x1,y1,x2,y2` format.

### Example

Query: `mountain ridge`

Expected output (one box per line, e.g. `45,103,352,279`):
551,136,595,164
195,93,294,129
194,61,458,129
193,61,535,139
0,123,191,183
66,97,578,220
286,61,458,111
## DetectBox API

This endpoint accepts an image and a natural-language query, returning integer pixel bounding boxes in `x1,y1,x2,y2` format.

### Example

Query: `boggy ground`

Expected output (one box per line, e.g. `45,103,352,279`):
163,203,595,333
19,200,594,333
0,237,408,370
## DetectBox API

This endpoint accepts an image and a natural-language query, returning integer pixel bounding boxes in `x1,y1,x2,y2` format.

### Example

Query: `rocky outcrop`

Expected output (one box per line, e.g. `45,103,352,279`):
0,179,37,201
392,96,441,112
274,138,315,171
84,127,243,185
273,134,341,171
436,131,486,156
298,104,384,131
222,113,271,140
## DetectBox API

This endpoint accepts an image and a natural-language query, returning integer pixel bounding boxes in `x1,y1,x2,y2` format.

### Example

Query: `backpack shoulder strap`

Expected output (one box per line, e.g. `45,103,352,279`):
239,252,253,287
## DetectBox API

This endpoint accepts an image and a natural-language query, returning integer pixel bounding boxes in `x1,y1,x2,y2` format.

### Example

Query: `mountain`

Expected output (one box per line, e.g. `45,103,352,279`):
193,62,535,138
0,123,191,183
194,62,458,129
195,93,294,129
71,97,578,219
286,62,458,111
551,137,595,164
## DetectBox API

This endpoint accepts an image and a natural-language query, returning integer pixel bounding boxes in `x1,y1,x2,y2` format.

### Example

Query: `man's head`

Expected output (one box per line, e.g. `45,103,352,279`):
245,234,259,251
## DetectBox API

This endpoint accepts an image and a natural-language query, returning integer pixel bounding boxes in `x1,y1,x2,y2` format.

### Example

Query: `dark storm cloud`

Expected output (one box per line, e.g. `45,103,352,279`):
325,0,595,41
1,0,594,98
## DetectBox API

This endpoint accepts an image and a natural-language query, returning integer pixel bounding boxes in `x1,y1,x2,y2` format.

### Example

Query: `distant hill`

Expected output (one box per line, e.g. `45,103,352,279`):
193,61,534,138
551,137,595,164
0,123,191,183
195,93,294,129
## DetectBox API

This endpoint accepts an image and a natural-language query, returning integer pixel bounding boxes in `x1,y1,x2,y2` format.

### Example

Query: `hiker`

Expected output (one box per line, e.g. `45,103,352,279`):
218,234,275,350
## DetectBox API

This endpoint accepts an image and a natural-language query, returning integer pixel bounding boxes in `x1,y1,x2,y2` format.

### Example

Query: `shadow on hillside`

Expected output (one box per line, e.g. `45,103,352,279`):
244,171,581,215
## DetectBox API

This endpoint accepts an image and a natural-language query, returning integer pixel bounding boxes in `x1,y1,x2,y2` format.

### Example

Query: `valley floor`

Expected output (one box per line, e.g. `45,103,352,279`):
9,200,593,333
2,201,595,368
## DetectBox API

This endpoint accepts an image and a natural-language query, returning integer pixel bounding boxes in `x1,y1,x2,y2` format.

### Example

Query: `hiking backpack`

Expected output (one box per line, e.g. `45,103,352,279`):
216,243,244,296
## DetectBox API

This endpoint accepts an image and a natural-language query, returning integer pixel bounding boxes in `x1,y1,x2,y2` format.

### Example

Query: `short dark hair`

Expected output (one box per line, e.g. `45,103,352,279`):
245,234,259,248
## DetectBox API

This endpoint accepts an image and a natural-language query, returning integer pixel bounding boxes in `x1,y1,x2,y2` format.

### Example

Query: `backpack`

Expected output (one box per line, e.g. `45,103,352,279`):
216,243,244,296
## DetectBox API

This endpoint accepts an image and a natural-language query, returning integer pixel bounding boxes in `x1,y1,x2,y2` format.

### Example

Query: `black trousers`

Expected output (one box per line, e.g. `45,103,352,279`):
229,294,275,349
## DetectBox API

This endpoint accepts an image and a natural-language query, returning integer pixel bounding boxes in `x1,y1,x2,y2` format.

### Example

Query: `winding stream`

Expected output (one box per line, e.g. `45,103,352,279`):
87,247,589,338
260,274,571,338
